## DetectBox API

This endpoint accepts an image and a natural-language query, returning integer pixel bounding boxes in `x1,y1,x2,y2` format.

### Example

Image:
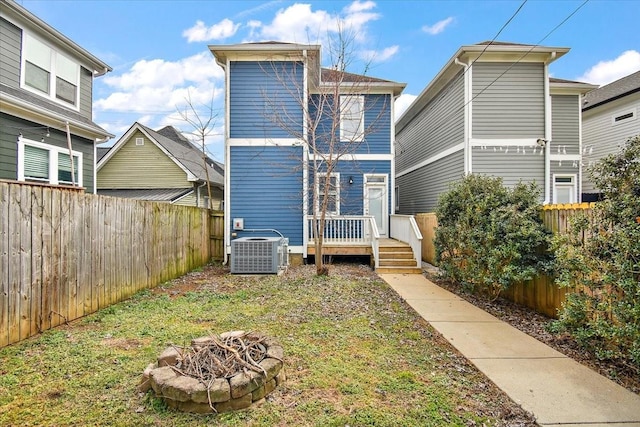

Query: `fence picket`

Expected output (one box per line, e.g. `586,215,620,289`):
0,181,212,348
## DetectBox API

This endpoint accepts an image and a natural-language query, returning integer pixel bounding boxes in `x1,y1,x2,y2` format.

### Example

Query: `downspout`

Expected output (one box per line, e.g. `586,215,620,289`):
65,121,76,186
94,136,111,194
215,56,230,264
302,49,309,260
454,58,471,174
196,181,207,208
543,52,556,204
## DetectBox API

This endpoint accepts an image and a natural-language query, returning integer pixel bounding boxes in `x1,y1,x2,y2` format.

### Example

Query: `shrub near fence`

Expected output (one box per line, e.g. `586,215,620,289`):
0,181,211,348
416,203,595,318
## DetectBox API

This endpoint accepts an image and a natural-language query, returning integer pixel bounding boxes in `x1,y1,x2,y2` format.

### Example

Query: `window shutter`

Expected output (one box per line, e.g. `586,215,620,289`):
24,145,49,180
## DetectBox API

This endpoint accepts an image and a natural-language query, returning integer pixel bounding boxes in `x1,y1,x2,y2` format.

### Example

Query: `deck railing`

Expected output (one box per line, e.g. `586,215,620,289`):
390,214,423,268
306,215,378,245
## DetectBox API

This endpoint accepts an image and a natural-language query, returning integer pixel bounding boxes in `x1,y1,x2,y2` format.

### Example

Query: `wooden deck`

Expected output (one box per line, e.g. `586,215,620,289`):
306,238,401,256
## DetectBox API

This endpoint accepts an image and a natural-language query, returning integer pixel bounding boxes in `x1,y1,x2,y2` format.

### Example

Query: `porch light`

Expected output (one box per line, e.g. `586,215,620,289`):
348,176,353,185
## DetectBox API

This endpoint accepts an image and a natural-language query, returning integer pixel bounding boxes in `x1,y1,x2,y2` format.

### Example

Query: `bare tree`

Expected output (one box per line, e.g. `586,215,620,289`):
264,31,389,275
175,91,220,210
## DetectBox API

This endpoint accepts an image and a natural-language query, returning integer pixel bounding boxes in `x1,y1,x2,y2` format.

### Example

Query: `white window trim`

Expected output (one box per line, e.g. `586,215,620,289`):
339,95,364,142
20,32,81,111
135,137,144,146
611,108,636,125
17,136,83,187
552,174,577,204
316,172,340,215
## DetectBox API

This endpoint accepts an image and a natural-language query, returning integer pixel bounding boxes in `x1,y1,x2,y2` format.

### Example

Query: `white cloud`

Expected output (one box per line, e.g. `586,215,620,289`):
254,1,380,44
577,50,640,86
395,94,417,120
96,52,224,114
422,17,454,35
360,45,399,63
182,18,240,42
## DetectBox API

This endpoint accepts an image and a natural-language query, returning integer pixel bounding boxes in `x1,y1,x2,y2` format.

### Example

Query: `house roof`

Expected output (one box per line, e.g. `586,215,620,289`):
396,41,571,132
97,188,193,202
96,146,110,162
97,123,224,187
0,83,114,140
582,70,640,111
210,42,405,95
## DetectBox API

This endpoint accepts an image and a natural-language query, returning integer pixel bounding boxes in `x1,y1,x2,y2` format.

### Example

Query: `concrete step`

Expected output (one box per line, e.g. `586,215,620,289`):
376,266,423,274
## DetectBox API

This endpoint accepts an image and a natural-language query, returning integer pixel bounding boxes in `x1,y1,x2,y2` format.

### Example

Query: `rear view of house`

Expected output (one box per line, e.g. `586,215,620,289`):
395,42,596,214
0,0,113,192
581,70,640,200
210,42,418,271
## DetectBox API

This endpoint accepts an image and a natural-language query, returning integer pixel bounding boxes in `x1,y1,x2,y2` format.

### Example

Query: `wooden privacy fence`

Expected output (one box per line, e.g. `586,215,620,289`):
415,213,438,265
0,181,211,348
415,203,594,318
209,210,224,261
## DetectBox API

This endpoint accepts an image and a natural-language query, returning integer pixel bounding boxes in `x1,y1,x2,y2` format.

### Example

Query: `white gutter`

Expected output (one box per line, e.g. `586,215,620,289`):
454,57,471,174
543,52,556,204
0,92,114,140
302,49,309,259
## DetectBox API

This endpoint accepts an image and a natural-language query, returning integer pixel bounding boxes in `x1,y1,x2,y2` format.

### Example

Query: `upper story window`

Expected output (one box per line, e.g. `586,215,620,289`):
17,136,82,187
22,33,79,109
340,95,364,142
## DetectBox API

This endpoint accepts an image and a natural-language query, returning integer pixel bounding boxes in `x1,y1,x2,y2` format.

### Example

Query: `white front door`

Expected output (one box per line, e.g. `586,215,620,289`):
364,175,388,237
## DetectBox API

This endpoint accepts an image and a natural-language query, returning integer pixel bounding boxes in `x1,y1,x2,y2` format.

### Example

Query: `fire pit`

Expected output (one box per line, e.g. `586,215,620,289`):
139,331,285,413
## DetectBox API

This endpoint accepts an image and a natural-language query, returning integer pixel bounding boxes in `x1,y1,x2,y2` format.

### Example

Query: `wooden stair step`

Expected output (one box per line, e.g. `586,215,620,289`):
376,266,423,274
379,259,418,267
379,251,414,259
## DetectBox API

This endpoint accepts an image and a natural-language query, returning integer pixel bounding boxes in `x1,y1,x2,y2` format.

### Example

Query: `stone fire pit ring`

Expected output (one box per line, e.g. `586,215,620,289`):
140,331,285,414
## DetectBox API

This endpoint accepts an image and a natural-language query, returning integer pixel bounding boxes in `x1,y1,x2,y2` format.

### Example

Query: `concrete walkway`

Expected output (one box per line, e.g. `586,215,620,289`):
379,273,640,427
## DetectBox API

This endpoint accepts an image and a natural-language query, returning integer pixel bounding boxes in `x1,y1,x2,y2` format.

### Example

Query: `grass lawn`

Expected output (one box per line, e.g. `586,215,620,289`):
0,264,534,426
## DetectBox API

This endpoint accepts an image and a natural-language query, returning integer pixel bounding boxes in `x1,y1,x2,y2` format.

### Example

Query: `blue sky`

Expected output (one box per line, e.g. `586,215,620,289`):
20,0,640,162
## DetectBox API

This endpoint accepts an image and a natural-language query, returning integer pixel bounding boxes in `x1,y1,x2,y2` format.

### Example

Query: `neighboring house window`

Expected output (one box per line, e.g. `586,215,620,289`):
22,33,79,108
17,137,82,186
317,173,340,215
611,109,636,125
135,137,144,146
340,95,364,142
553,175,576,204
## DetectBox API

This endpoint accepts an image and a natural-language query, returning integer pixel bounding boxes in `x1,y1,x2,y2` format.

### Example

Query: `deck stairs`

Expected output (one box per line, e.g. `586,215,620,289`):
376,239,423,274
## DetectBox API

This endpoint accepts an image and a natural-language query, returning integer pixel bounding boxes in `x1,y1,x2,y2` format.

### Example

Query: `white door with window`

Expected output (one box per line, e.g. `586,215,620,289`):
364,175,388,237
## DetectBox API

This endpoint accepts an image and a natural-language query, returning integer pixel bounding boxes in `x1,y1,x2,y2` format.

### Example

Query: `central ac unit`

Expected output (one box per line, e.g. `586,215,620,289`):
231,236,288,274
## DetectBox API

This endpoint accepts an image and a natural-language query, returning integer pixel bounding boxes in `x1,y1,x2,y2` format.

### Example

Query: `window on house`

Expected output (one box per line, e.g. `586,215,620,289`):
395,186,399,212
340,95,364,142
553,175,576,204
23,33,79,107
18,137,82,186
135,137,144,146
317,173,340,215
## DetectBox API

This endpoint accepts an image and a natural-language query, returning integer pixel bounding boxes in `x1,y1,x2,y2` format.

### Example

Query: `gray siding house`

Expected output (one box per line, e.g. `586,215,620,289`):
395,42,595,214
581,71,640,200
0,0,112,193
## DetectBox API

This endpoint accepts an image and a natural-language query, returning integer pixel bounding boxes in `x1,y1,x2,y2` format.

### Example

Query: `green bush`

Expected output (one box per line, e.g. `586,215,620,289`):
551,135,640,368
435,174,550,300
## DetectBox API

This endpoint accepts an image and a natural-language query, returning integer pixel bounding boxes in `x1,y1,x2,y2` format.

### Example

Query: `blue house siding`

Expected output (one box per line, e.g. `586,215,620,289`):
308,159,392,216
229,61,303,139
230,146,303,245
309,94,392,155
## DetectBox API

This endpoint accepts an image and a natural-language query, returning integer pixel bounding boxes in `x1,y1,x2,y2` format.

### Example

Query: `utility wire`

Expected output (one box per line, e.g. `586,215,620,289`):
397,0,589,159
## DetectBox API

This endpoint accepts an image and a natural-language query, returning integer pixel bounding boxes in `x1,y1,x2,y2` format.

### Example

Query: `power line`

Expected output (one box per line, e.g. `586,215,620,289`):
398,0,589,158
